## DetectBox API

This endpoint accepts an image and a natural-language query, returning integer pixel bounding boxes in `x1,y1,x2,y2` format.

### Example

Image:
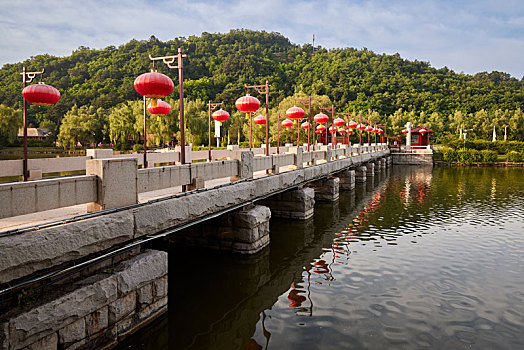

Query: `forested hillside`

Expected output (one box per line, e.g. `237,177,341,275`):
0,29,523,147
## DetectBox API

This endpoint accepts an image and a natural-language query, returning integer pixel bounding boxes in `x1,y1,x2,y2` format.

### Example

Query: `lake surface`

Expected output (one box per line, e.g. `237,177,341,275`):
118,166,524,349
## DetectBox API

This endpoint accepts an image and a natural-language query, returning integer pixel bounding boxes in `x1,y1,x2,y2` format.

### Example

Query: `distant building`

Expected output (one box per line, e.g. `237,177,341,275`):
410,126,434,147
17,128,52,140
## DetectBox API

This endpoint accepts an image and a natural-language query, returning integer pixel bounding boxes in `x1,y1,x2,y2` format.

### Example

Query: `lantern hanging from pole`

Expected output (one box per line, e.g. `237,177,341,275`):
235,94,260,118
357,124,366,131
419,128,427,135
22,82,60,106
313,113,329,124
134,72,174,107
301,121,310,129
378,128,384,134
347,120,357,129
317,124,326,132
329,126,337,133
254,114,267,125
365,125,373,132
147,99,171,116
286,106,305,119
402,129,409,134
282,119,293,128
212,109,230,122
338,128,346,134
347,129,354,134
333,117,345,127
315,130,322,134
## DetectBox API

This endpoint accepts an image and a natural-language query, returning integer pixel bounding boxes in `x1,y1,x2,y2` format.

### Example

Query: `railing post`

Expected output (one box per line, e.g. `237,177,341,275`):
86,158,138,212
288,147,303,169
230,150,253,181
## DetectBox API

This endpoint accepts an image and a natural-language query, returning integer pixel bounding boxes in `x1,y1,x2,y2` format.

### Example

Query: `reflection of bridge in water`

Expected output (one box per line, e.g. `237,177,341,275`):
163,167,399,349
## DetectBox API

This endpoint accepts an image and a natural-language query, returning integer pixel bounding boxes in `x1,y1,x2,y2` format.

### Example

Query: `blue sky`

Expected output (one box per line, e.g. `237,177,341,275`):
1,0,523,78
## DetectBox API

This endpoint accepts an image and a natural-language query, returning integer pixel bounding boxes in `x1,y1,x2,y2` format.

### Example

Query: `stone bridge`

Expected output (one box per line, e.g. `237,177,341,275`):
0,143,390,349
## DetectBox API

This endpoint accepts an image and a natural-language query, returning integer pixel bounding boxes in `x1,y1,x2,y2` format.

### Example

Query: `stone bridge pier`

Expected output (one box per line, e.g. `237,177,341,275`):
307,177,340,202
365,162,375,177
171,204,272,255
261,187,315,220
336,169,356,190
355,166,367,183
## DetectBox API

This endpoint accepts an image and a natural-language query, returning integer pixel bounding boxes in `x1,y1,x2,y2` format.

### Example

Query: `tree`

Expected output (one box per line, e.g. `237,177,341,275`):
58,105,106,149
0,104,22,145
108,100,141,150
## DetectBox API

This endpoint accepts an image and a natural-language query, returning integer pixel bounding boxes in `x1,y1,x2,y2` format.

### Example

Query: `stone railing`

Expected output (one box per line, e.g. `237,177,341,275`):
0,144,389,221
0,175,97,219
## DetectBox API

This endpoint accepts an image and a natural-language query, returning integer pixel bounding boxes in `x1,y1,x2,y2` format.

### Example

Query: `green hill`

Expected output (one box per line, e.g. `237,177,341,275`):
0,29,523,146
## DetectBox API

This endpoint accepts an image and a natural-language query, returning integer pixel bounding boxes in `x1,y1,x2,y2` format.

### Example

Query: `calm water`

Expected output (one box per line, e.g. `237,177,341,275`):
119,166,524,349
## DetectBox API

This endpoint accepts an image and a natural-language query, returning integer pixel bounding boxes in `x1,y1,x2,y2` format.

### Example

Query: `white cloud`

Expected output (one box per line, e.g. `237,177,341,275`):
0,0,523,78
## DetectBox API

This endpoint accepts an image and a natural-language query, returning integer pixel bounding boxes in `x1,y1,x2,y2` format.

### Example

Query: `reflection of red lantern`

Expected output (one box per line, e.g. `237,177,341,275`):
317,124,326,132
212,109,230,122
22,83,60,106
333,117,345,127
134,72,174,99
235,94,260,112
282,119,293,128
347,120,357,128
419,128,427,135
402,129,409,134
301,121,310,129
286,106,305,119
148,99,171,115
314,113,329,124
254,114,267,125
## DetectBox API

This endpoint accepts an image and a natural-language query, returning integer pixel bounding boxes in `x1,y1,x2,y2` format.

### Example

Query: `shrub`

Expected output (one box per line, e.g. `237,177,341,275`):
133,144,144,152
506,151,524,162
441,138,524,154
442,148,458,162
480,150,497,163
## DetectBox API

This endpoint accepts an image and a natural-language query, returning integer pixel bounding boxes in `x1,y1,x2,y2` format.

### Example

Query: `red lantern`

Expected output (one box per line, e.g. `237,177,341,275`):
329,126,337,132
301,121,310,129
315,130,322,134
254,114,267,125
134,72,174,99
338,128,346,134
365,125,373,132
148,99,171,115
314,113,329,124
286,106,305,119
357,124,366,131
212,109,230,122
333,117,345,127
282,119,293,128
378,129,384,134
347,129,354,134
402,129,409,134
235,94,260,112
22,83,60,106
419,128,427,135
317,124,326,132
347,120,357,129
